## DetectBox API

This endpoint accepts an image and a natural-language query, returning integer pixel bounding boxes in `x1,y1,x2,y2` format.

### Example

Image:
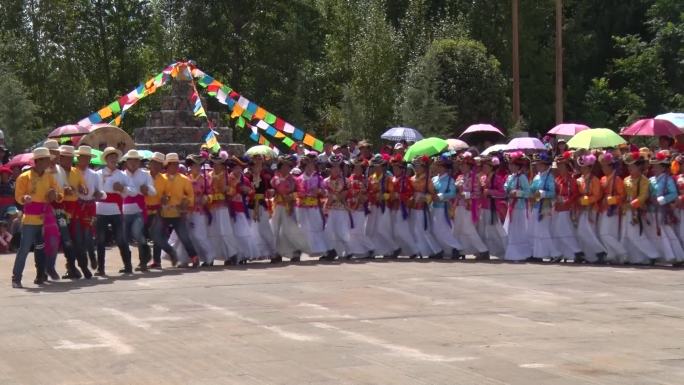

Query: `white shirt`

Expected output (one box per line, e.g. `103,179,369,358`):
51,164,68,189
123,168,157,214
96,167,132,215
79,167,105,201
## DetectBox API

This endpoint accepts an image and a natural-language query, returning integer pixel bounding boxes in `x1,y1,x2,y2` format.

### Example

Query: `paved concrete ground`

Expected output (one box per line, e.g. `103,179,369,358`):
1,253,683,385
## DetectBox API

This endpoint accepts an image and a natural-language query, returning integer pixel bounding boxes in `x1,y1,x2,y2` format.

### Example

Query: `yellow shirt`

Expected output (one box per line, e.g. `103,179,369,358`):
623,174,650,211
160,173,193,218
62,167,86,203
15,170,63,225
145,172,167,208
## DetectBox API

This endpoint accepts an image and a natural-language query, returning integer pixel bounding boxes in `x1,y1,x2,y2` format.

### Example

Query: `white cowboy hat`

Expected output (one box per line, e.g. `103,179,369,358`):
59,145,75,157
150,152,165,164
165,152,180,165
32,147,53,161
101,146,122,163
122,149,143,161
76,145,93,157
44,139,59,151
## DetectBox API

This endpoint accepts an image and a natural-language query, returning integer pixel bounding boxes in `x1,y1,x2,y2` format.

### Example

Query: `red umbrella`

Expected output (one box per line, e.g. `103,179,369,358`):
6,153,34,168
621,119,683,137
48,124,92,138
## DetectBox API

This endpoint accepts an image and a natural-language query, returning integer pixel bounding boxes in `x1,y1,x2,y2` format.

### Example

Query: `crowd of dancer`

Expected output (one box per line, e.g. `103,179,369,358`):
9,137,684,288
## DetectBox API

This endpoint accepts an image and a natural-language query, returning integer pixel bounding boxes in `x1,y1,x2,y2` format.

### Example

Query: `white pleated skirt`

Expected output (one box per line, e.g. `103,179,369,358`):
270,205,306,258
503,207,531,261
431,206,462,254
348,210,375,255
209,207,239,260
620,212,658,264
409,208,440,256
644,212,684,263
452,205,488,254
188,211,214,263
576,210,605,262
297,207,329,256
366,207,395,255
233,212,259,261
391,209,417,256
250,207,276,259
325,209,352,256
550,211,581,259
530,214,560,258
597,211,627,263
477,209,507,258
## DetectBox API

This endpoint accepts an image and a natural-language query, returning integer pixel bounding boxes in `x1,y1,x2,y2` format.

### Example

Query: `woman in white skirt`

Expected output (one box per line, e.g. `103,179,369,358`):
575,154,606,263
208,152,240,265
430,155,462,258
322,155,353,259
185,154,215,266
596,151,627,264
270,155,306,263
453,152,489,259
226,156,260,264
389,155,418,258
646,150,684,265
477,155,508,259
503,151,531,262
551,152,584,261
408,155,441,258
346,157,377,259
246,155,276,261
366,156,395,258
296,153,334,260
621,151,659,264
529,152,562,261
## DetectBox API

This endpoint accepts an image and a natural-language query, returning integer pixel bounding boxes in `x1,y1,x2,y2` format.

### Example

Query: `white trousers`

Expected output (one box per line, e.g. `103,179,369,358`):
431,205,462,254
576,210,605,262
209,207,239,260
551,211,582,259
188,212,214,263
621,212,658,264
366,207,395,255
597,211,627,262
503,207,531,261
409,208,440,256
477,209,507,258
530,214,560,258
271,205,306,258
297,207,329,255
453,206,487,254
325,209,352,256
250,207,276,258
391,209,417,256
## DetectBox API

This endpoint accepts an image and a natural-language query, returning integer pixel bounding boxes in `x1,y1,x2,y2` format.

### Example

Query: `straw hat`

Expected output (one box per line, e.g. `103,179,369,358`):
165,153,180,165
622,151,644,166
59,145,75,157
101,147,122,163
32,147,53,161
150,152,165,164
76,145,93,157
44,139,59,151
122,149,143,161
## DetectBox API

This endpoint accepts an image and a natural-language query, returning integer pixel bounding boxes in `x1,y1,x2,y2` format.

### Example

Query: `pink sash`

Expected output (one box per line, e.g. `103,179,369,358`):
124,194,148,222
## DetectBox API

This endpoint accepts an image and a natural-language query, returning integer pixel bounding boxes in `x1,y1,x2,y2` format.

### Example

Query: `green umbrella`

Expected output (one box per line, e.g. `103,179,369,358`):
567,128,626,149
73,148,105,166
403,137,449,162
245,145,277,158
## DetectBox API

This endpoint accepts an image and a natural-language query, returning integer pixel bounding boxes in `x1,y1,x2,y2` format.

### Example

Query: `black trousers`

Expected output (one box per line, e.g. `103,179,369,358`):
96,215,132,272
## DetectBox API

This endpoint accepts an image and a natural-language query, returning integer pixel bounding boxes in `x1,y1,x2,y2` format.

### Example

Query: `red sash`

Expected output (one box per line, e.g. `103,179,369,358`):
77,199,96,229
101,193,123,213
228,200,246,213
24,202,50,216
124,194,148,222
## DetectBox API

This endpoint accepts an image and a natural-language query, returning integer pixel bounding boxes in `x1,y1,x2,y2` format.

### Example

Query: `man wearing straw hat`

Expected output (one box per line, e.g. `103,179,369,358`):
122,149,157,272
155,153,198,267
43,139,66,280
96,147,133,275
75,146,102,270
57,145,91,279
145,152,167,269
11,147,62,288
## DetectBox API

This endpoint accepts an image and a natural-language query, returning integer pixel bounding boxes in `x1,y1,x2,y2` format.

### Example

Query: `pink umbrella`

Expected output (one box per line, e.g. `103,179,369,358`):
547,123,590,136
459,124,505,138
507,137,547,151
48,124,92,138
6,153,34,168
621,119,683,137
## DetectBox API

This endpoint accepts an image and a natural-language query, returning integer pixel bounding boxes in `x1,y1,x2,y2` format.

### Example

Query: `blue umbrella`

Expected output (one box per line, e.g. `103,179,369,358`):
137,149,155,160
381,127,424,142
655,113,684,129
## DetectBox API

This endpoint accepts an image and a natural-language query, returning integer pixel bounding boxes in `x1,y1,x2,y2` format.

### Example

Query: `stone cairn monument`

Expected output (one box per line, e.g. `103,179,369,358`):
134,78,244,155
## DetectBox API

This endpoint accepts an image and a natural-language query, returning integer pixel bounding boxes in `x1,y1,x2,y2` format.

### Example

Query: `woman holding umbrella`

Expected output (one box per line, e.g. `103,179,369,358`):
503,151,531,262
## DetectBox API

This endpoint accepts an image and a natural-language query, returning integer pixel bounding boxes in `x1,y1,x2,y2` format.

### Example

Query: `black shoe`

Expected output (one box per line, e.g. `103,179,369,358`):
225,256,238,266
94,270,106,277
89,256,98,270
327,249,338,259
477,251,491,261
290,256,300,263
12,281,22,289
430,251,444,259
392,248,401,259
366,250,375,259
574,252,585,264
119,268,133,274
82,268,92,279
33,276,46,285
148,262,162,270
409,254,418,259
201,261,214,267
596,252,607,264
47,269,60,281
62,270,81,280
270,256,283,264
134,265,149,272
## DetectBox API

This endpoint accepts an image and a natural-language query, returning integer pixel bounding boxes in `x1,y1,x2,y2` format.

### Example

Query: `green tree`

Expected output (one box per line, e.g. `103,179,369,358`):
0,69,43,152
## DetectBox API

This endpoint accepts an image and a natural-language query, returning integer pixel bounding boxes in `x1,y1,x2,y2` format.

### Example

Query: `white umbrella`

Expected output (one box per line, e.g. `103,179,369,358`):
446,138,469,151
507,137,547,151
481,144,508,155
381,127,423,142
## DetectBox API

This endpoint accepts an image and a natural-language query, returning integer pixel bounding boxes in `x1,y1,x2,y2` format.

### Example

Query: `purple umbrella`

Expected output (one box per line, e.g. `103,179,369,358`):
459,124,504,138
621,118,683,137
547,123,590,136
507,137,547,151
48,124,92,138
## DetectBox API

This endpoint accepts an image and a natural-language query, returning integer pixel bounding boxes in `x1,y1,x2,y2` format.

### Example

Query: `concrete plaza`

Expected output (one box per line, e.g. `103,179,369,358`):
1,254,683,385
